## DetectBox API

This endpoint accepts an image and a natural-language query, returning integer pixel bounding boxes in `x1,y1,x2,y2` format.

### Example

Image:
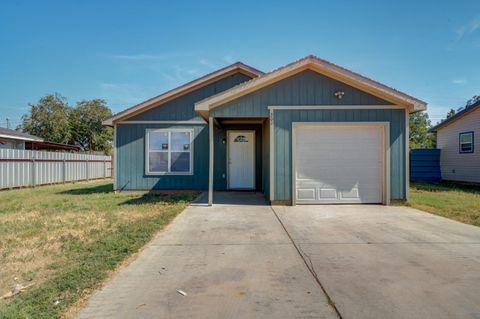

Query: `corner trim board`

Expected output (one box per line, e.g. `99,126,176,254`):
269,109,275,201
405,109,410,200
208,117,214,206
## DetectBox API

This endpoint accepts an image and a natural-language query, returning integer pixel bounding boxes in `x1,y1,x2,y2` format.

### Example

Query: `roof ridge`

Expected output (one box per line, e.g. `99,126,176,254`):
430,99,480,131
307,55,427,105
195,55,427,110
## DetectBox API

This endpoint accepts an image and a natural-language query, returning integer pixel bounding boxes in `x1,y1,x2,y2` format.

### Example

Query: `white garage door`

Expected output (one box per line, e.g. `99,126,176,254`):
294,125,384,204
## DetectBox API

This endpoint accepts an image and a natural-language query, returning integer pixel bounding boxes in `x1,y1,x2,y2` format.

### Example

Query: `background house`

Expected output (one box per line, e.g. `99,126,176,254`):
0,127,43,149
0,127,81,152
431,100,480,184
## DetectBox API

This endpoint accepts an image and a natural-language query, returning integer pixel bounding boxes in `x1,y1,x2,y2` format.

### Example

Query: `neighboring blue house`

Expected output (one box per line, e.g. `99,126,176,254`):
104,55,427,205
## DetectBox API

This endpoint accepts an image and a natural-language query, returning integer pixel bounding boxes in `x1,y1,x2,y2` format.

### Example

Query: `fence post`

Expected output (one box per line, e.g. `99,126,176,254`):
86,157,89,181
103,157,106,178
32,155,36,187
63,154,66,183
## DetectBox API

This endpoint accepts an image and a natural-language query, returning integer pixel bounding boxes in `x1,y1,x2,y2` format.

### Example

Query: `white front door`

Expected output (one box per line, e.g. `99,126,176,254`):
228,131,255,189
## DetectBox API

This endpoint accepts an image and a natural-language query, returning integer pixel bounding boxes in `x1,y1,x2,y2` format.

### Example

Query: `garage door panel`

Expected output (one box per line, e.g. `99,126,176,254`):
339,188,359,199
297,188,316,200
294,125,383,204
319,188,338,200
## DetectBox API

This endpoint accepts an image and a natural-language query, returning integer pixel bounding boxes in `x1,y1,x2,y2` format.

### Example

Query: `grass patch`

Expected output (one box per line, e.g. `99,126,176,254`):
0,180,197,318
407,181,480,226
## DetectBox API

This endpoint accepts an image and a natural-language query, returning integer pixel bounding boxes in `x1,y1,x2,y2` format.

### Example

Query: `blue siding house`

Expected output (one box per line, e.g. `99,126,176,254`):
104,55,427,205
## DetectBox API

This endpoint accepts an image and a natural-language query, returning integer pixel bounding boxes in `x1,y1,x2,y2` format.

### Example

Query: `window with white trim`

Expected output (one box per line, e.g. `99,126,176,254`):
459,132,474,153
146,129,193,174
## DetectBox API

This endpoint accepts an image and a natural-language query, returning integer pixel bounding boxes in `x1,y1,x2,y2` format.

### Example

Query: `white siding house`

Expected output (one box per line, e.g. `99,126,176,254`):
432,102,480,183
0,127,43,150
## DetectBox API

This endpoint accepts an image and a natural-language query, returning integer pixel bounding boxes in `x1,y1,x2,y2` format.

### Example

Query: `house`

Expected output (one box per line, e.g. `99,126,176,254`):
0,127,81,152
430,100,480,184
104,55,427,205
0,127,43,149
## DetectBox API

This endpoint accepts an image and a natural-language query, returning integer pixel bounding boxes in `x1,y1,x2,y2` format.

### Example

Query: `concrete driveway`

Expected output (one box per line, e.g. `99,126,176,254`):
77,193,480,319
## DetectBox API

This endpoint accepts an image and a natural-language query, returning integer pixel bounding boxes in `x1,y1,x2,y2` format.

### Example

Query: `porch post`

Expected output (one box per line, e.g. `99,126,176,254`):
269,109,274,202
208,116,214,206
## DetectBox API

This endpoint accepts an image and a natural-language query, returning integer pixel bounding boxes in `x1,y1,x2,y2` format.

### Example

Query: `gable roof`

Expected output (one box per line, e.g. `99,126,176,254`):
103,62,264,125
195,55,427,118
0,127,43,142
430,100,480,132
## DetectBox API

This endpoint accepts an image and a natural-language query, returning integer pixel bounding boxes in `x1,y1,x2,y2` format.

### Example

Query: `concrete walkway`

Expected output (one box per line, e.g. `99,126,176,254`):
77,192,337,319
275,205,480,319
77,193,480,319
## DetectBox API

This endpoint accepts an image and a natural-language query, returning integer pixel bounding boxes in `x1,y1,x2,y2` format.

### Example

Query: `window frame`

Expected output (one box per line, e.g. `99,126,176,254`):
145,128,194,175
459,131,474,154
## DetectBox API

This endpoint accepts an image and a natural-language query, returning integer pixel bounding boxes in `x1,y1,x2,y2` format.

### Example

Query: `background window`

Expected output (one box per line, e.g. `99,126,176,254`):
147,130,192,174
459,132,474,153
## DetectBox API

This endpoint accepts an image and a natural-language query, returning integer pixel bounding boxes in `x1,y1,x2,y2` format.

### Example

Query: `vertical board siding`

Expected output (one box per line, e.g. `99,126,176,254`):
273,109,406,201
213,124,263,190
0,149,111,189
129,73,252,122
115,72,256,191
410,149,441,183
210,70,391,118
262,119,270,199
116,123,208,190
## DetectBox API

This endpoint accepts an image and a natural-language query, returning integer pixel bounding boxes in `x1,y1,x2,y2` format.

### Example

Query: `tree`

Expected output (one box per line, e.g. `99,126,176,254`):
446,109,456,119
19,94,113,154
409,111,435,149
20,93,72,144
466,95,480,107
69,99,113,154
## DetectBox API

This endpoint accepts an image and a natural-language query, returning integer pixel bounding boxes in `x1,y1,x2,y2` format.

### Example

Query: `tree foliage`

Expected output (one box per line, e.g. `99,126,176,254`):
466,95,480,107
21,93,71,144
446,109,456,119
409,111,435,149
20,94,113,154
69,99,113,154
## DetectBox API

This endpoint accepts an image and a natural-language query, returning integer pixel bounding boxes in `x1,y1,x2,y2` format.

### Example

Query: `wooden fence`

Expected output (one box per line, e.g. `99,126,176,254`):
0,149,112,190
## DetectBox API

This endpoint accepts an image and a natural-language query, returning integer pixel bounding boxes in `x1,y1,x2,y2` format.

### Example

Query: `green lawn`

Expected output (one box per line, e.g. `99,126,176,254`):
408,182,480,227
0,180,197,319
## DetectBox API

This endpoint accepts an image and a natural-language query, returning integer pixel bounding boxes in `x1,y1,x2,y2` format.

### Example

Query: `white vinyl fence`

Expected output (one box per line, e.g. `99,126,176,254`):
0,149,112,189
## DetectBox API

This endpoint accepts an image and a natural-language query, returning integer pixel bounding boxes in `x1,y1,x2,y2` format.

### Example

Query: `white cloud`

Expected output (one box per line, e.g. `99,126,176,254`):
456,17,480,39
223,53,235,64
199,59,219,70
107,51,202,61
98,82,148,107
452,79,467,85
110,54,170,61
162,65,201,86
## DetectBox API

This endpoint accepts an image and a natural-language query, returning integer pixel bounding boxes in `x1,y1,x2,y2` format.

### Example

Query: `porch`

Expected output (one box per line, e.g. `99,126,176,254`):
208,117,270,205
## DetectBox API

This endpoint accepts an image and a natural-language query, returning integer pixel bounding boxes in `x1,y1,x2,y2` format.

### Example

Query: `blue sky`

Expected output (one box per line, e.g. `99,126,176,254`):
0,0,479,128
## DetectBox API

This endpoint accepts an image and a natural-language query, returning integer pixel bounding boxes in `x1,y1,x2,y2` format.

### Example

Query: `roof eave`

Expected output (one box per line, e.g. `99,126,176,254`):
430,102,480,132
0,133,44,142
103,62,263,126
195,57,428,114
102,118,113,126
